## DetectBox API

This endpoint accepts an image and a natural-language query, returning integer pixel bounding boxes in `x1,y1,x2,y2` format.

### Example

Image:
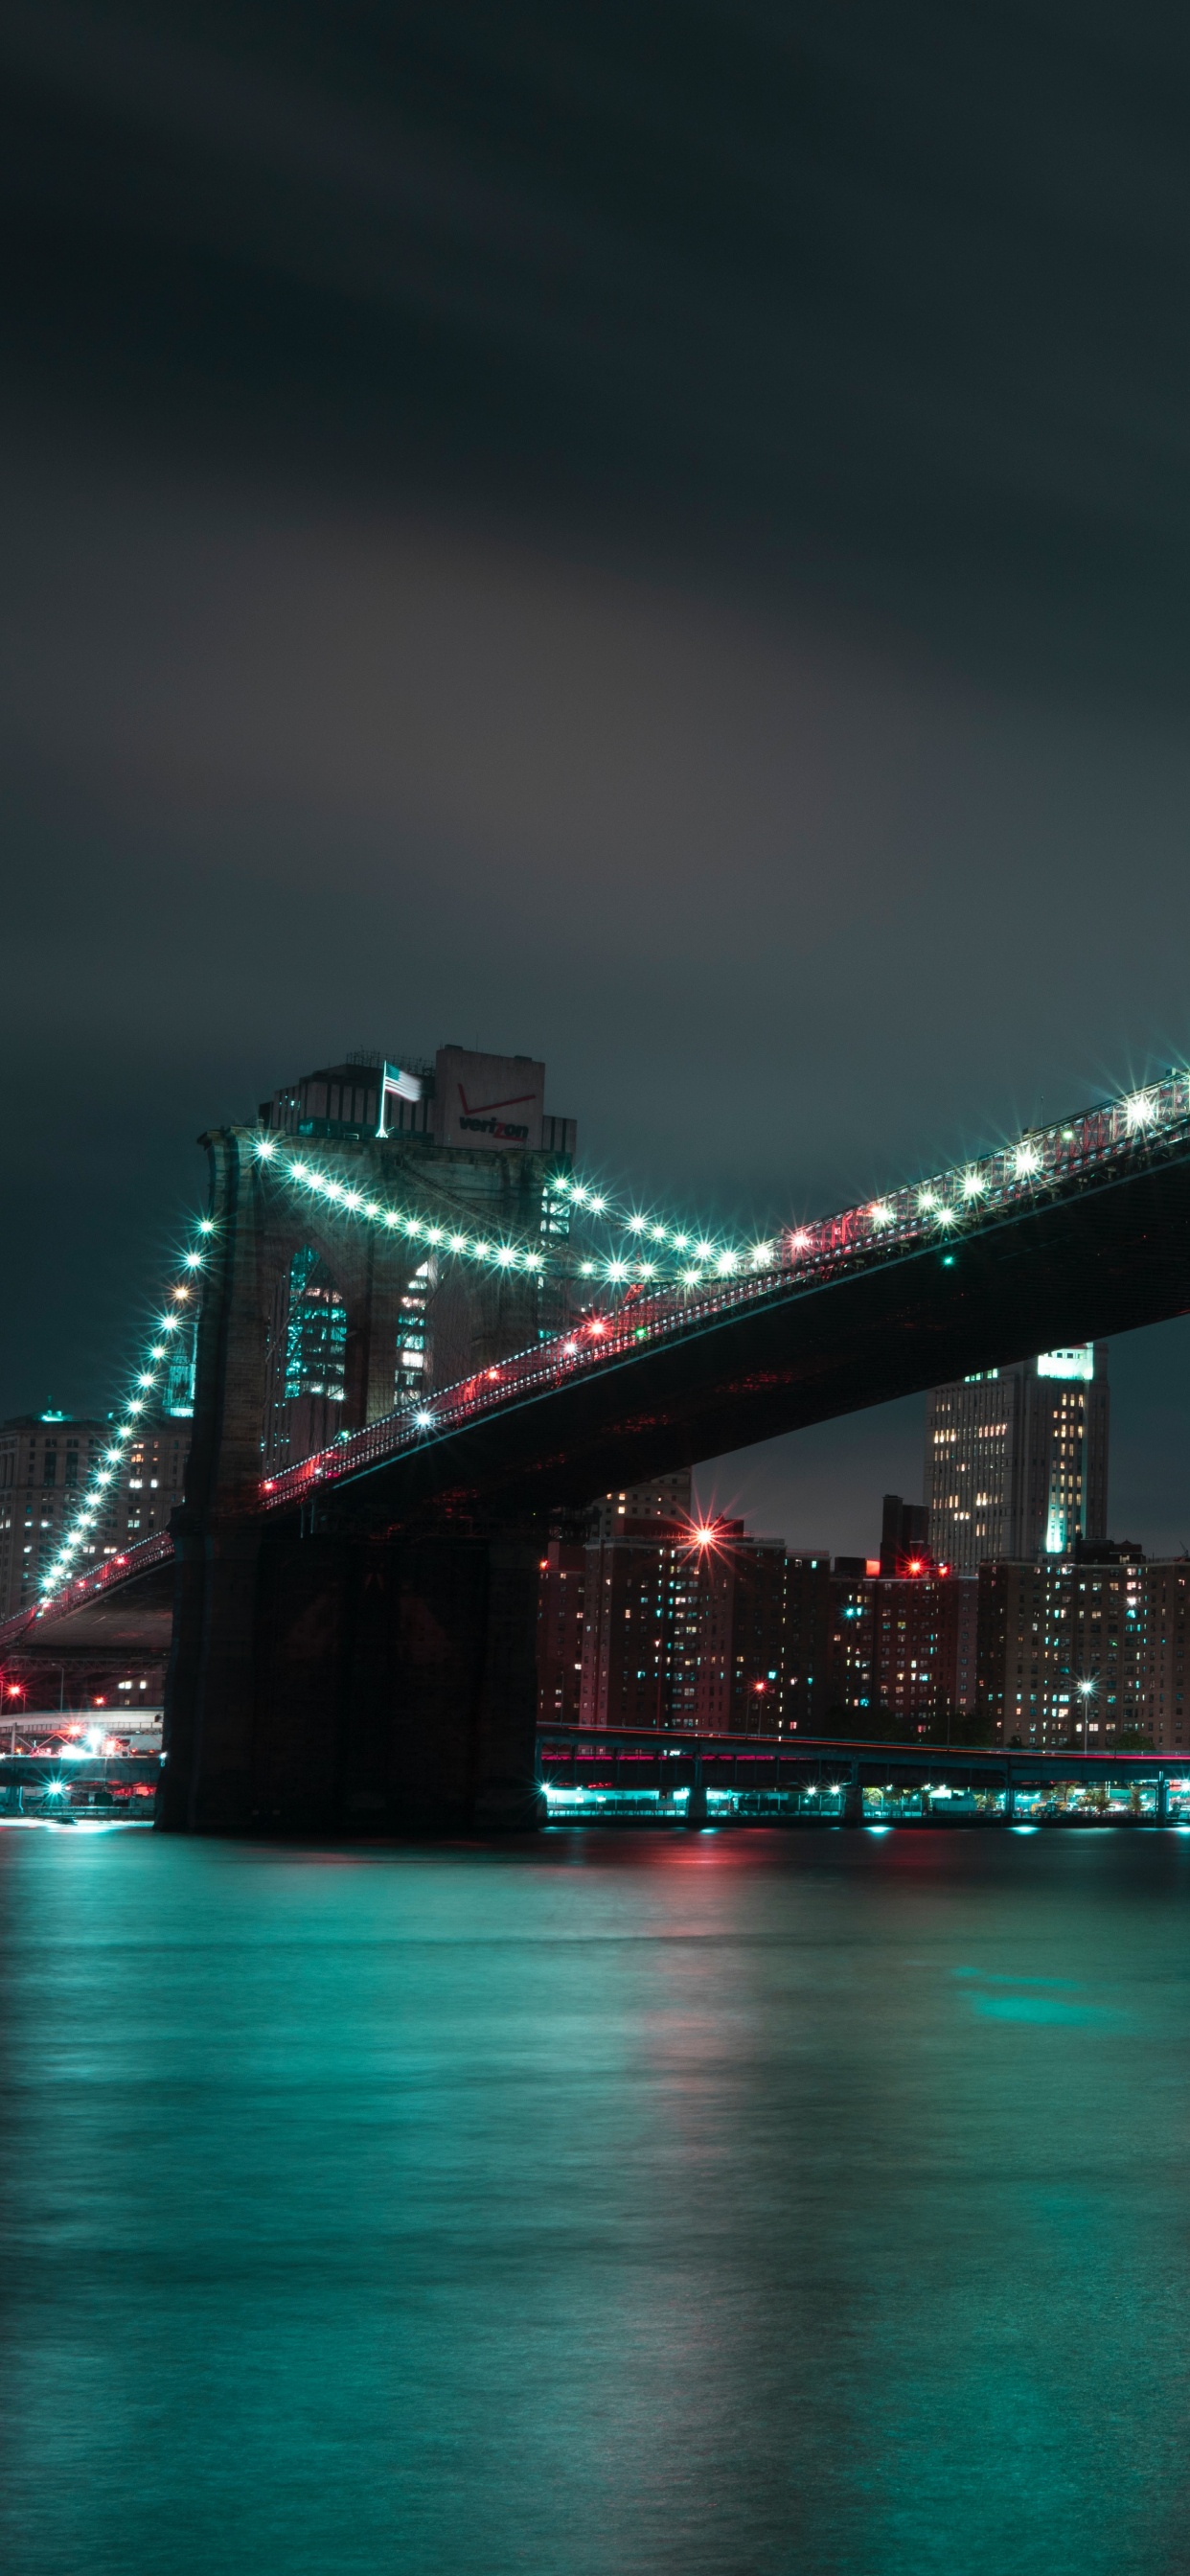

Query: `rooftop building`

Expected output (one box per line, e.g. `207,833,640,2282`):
926,1345,1110,1576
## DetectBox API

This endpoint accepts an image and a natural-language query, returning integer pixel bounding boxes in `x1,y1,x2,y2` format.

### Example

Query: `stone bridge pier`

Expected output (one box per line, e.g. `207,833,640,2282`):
159,1511,543,1835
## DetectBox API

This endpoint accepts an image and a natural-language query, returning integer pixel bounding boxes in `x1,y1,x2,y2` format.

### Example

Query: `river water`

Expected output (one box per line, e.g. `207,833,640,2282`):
3,1824,1190,2576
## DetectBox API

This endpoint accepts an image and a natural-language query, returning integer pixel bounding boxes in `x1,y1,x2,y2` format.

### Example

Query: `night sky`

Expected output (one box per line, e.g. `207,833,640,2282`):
5,1,1190,1552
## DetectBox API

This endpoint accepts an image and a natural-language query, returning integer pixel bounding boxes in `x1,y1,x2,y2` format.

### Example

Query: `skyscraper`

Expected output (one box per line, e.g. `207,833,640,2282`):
925,1345,1109,1576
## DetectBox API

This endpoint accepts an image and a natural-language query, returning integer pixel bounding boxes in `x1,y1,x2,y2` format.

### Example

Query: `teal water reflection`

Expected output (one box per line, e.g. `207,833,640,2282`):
3,1828,1190,2575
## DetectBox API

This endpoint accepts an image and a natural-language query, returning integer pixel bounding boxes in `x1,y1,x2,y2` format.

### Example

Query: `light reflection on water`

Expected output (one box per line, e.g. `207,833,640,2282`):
2,1827,1189,2575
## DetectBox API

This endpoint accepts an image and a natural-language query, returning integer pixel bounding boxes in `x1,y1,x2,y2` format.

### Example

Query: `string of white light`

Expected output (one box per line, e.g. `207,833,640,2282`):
259,1135,780,1288
264,1077,1183,1291
37,1223,214,1599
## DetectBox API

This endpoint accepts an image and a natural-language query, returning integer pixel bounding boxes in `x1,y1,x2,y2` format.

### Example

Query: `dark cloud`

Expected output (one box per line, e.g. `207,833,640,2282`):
3,1,1190,1549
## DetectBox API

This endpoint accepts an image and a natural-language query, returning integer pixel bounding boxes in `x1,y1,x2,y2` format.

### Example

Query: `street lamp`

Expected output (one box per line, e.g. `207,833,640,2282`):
2,1680,23,1757
1076,1675,1096,1755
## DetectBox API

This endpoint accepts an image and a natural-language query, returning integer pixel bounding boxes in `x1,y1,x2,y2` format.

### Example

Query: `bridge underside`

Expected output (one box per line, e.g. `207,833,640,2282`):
11,1562,175,1660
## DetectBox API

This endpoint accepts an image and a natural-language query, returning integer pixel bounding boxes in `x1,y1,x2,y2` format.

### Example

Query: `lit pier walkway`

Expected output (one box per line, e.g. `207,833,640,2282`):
538,1729,1190,1826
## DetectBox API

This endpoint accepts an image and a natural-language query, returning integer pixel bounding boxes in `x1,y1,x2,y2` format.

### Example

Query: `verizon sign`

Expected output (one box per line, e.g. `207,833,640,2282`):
435,1047,545,1151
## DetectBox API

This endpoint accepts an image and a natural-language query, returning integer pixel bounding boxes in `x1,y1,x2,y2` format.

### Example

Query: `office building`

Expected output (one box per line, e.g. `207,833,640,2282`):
976,1544,1148,1746
784,1554,833,1731
551,1476,794,1736
690,1522,788,1733
591,1473,694,1542
538,1476,693,1727
823,1506,978,1736
1143,1564,1190,1751
261,1046,577,1162
926,1345,1109,1576
537,1533,588,1726
578,1524,702,1730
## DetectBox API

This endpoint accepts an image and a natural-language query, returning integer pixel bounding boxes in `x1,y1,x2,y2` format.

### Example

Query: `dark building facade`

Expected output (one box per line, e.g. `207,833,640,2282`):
823,1554,978,1736
578,1525,701,1730
975,1543,1170,1748
690,1523,788,1733
880,1493,932,1576
542,1479,795,1736
784,1553,834,1732
537,1533,588,1727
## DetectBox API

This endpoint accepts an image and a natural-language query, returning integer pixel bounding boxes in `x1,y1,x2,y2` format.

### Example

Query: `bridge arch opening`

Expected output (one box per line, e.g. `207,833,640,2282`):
263,1244,349,1472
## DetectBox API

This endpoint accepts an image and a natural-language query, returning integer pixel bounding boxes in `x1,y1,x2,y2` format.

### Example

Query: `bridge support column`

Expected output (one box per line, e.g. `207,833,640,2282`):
841,1760,863,1828
159,1511,264,1833
160,1518,543,1836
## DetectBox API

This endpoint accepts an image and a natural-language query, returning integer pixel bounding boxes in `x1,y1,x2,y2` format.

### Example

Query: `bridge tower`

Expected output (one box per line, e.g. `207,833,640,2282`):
159,1047,576,1836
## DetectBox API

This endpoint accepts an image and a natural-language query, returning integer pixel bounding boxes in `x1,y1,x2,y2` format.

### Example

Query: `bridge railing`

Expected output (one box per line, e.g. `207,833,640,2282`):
4,1529,176,1644
257,1067,1190,1511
